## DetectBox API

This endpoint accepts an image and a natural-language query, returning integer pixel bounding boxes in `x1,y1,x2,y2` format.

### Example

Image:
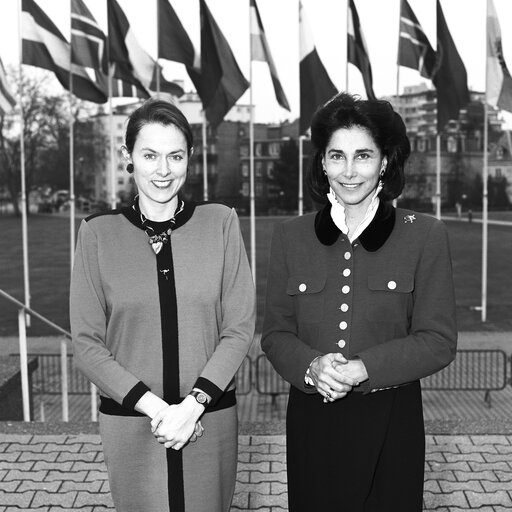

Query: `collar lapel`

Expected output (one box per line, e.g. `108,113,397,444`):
314,201,395,251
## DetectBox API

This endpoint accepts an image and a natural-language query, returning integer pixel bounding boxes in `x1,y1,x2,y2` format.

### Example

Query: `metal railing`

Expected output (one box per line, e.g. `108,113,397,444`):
421,349,509,406
0,288,97,422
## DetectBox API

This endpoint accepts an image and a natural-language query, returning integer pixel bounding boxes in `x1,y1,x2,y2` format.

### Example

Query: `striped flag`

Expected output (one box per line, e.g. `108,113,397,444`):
199,0,249,128
434,0,469,132
72,0,144,99
158,0,202,95
71,0,107,73
486,0,512,113
299,0,337,135
21,0,107,103
250,0,290,111
398,0,436,79
0,57,16,115
107,0,184,98
347,0,376,100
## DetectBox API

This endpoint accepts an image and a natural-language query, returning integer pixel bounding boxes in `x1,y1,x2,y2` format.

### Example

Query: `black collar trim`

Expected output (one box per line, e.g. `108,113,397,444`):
122,197,196,232
314,200,395,252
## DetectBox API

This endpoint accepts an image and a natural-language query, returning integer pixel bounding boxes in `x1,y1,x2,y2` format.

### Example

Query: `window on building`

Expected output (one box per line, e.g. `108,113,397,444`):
256,183,263,196
497,147,504,160
269,143,280,156
240,145,249,157
241,182,249,197
255,162,263,177
241,163,249,177
116,136,123,144
267,161,274,178
255,143,262,156
447,136,457,153
118,178,124,185
496,168,502,177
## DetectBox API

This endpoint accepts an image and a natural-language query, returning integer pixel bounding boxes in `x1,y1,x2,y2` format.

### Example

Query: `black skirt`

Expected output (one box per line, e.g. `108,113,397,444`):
286,381,425,512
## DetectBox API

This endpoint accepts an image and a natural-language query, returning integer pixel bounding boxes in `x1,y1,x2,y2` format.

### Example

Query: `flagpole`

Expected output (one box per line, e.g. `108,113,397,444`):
156,0,161,98
345,0,349,91
481,103,488,322
298,135,304,216
18,0,31,325
481,0,489,322
436,134,441,219
394,0,401,210
202,111,208,201
108,66,116,210
69,52,75,274
249,7,256,284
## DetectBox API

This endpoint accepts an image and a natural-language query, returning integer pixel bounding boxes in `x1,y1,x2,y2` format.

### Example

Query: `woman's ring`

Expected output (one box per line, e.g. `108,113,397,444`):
326,390,332,399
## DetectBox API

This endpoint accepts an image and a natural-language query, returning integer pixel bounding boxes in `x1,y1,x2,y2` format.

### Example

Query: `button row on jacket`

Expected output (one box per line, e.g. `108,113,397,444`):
299,283,307,292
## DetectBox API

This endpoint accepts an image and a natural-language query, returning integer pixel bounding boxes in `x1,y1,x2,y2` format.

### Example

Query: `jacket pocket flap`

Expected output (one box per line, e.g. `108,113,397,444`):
368,273,414,293
286,276,326,295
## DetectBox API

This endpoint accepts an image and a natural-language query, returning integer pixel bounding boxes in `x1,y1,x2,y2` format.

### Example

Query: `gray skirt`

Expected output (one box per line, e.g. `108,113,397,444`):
99,405,238,512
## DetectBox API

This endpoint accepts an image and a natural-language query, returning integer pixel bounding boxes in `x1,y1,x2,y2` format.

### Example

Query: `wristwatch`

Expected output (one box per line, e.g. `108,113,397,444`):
189,390,209,406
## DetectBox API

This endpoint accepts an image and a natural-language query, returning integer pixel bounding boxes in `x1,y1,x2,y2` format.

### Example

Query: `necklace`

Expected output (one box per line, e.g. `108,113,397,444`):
132,198,185,254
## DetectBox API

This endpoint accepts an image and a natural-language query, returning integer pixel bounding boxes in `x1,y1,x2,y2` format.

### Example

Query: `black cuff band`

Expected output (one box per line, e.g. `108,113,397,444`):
121,381,150,411
192,377,223,406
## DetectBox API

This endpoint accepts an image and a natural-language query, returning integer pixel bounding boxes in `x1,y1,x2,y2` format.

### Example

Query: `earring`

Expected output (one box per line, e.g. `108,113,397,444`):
323,167,327,175
126,163,134,173
379,167,385,178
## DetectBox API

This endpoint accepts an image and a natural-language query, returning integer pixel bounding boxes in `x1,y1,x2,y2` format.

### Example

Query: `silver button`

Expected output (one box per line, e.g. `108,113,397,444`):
387,280,397,290
342,285,350,294
342,268,351,277
337,340,346,348
339,321,347,330
344,252,351,260
340,303,349,312
299,283,307,292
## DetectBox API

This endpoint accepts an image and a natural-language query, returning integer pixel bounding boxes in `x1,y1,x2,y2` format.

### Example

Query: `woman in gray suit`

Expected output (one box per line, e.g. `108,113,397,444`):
262,92,457,511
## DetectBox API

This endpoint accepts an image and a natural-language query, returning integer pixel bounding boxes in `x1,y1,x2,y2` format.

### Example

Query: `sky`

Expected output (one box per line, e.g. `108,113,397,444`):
2,0,512,125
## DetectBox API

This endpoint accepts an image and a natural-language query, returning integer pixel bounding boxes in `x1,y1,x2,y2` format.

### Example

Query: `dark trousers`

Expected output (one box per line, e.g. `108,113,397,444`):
286,381,425,512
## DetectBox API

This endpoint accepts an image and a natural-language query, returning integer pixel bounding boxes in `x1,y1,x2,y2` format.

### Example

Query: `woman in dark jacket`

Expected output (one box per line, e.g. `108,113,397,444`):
261,92,457,511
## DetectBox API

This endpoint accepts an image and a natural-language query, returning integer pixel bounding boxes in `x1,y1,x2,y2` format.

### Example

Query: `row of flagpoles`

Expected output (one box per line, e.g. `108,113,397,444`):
1,0,512,325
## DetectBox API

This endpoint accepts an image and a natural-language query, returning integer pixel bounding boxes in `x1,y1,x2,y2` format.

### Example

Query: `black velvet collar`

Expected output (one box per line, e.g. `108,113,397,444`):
122,196,196,232
314,200,396,252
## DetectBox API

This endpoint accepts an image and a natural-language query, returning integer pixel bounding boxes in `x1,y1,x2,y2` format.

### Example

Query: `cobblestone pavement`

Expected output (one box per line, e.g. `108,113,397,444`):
0,425,511,511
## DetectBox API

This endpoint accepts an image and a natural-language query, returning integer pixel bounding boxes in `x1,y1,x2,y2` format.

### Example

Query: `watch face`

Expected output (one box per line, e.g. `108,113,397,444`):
195,392,207,404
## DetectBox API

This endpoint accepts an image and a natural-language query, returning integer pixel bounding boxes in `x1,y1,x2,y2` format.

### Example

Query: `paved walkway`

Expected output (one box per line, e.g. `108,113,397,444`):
1,331,511,510
0,420,512,511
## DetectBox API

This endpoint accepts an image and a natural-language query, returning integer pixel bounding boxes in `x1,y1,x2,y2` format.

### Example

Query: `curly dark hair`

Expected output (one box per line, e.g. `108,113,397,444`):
307,92,410,204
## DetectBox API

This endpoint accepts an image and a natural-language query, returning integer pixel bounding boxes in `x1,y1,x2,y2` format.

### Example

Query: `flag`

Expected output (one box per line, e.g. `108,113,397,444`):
347,0,376,100
21,0,107,103
250,0,290,111
71,0,146,99
398,0,436,79
107,0,184,98
0,57,16,115
299,0,337,135
199,0,249,128
486,0,512,113
158,0,202,94
434,1,470,132
71,0,107,73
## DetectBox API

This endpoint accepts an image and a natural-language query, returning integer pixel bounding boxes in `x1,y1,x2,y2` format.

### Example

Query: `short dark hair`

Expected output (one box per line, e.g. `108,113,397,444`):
307,92,410,204
124,98,194,156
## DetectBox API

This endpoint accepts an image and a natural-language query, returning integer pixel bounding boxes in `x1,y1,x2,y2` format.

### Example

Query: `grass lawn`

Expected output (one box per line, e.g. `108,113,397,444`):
0,212,511,336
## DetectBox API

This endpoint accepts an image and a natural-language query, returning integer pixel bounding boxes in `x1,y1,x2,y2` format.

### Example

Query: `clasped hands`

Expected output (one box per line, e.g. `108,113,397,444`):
309,353,368,403
150,395,205,451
